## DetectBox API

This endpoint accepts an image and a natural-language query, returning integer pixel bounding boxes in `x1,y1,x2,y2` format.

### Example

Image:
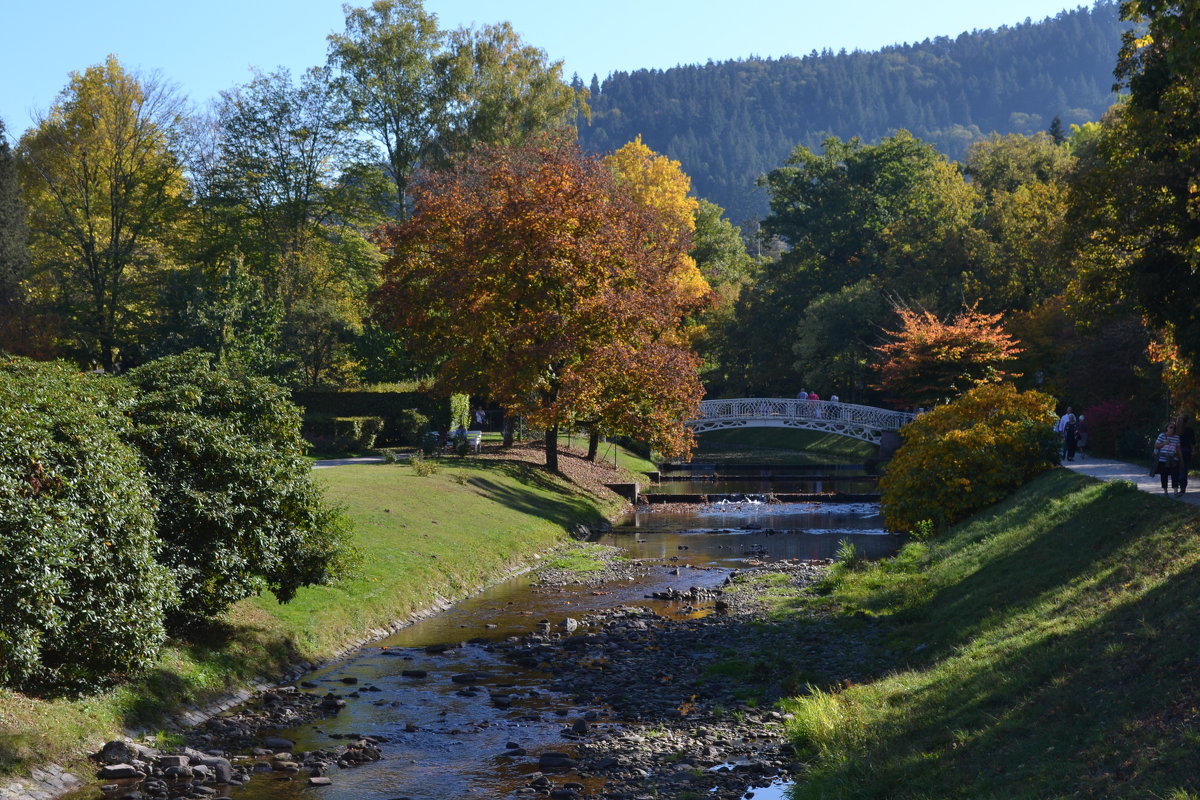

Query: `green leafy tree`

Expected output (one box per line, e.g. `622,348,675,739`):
1069,0,1200,364
124,350,355,626
735,131,983,394
0,358,175,694
793,280,890,403
18,56,189,370
327,0,463,211
204,67,386,385
327,0,585,213
435,21,585,161
964,132,1076,311
0,119,29,308
0,118,47,356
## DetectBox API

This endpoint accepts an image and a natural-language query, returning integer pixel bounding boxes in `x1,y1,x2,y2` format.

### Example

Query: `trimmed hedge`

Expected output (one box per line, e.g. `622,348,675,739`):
292,390,444,446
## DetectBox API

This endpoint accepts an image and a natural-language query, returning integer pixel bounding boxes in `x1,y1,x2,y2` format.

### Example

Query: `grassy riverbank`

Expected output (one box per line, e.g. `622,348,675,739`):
0,453,629,780
694,428,876,463
784,468,1200,799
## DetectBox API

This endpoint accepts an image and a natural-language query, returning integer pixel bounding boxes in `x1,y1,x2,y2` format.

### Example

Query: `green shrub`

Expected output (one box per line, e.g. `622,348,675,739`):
0,358,175,694
332,416,384,449
124,351,356,627
411,454,439,476
880,383,1059,532
396,408,429,444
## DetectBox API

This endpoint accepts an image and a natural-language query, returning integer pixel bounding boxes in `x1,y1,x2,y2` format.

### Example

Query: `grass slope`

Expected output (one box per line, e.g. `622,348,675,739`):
0,459,616,778
785,469,1200,799
694,428,875,464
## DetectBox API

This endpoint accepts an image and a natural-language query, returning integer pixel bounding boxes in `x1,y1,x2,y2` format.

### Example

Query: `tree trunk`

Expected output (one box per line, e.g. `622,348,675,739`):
586,430,600,461
545,424,559,472
502,412,514,447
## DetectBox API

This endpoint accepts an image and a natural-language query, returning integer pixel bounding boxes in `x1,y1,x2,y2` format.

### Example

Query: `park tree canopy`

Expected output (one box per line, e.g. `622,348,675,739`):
372,135,706,470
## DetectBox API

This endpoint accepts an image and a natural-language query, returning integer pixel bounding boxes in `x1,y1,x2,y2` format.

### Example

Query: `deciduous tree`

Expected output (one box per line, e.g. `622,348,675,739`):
373,136,705,470
873,301,1023,408
18,56,188,370
1073,0,1200,365
327,0,584,213
203,67,386,385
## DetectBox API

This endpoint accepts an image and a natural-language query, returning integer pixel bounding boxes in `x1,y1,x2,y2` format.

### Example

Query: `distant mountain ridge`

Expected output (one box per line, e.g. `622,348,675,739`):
576,1,1128,224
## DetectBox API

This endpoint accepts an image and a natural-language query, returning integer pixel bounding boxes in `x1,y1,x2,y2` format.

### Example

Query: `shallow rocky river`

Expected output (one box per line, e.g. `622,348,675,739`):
78,498,898,800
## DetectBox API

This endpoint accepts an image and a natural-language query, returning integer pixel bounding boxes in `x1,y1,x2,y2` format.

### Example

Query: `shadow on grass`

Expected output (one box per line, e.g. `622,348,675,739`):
119,619,301,730
787,469,1200,798
463,459,608,532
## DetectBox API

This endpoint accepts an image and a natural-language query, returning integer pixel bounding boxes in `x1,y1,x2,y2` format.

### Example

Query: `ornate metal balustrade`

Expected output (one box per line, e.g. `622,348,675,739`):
686,398,918,445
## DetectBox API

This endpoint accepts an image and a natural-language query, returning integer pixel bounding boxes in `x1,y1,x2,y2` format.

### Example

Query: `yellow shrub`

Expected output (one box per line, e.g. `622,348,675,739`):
880,383,1059,532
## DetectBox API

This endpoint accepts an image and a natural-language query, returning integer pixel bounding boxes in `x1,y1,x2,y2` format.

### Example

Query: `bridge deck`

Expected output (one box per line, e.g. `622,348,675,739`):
686,398,917,445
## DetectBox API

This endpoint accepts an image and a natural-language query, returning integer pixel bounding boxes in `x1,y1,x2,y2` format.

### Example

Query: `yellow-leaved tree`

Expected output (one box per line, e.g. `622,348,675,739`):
19,55,188,370
604,136,710,304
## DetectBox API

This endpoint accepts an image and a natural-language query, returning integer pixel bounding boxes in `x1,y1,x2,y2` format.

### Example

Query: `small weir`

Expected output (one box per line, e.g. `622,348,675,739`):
68,457,898,800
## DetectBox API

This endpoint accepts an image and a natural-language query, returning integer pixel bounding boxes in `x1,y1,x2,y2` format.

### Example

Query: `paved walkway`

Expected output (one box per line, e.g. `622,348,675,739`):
1060,456,1200,506
312,456,387,469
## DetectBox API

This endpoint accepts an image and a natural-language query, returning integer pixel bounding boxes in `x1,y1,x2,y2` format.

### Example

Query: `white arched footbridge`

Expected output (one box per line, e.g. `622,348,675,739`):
687,398,918,445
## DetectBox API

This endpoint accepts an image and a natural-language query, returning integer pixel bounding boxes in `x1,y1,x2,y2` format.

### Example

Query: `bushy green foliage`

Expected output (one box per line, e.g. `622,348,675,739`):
124,351,355,626
395,408,429,444
0,358,175,694
450,393,471,432
880,383,1059,532
331,416,384,449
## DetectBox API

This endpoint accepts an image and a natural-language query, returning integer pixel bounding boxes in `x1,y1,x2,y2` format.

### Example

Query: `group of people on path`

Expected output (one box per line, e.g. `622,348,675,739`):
1153,415,1195,497
1055,406,1089,462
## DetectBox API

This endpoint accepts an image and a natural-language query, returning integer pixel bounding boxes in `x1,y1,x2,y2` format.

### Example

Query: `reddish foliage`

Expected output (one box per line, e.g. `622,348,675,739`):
1081,399,1132,458
873,302,1022,408
371,136,707,466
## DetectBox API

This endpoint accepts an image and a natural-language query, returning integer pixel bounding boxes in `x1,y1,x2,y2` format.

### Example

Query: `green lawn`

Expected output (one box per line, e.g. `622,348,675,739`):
0,459,616,778
691,427,876,464
782,469,1200,799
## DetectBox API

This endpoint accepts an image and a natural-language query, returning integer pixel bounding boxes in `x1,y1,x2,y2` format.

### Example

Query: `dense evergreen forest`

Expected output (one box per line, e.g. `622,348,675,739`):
577,1,1128,224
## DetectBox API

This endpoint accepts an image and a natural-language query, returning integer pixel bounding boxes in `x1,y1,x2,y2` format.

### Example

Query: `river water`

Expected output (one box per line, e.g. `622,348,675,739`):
74,483,897,800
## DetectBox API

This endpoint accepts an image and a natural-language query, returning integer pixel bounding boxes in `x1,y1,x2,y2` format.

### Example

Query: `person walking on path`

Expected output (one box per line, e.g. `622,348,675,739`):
1153,421,1182,496
1177,415,1194,496
1062,455,1200,505
1057,406,1078,462
1075,414,1089,460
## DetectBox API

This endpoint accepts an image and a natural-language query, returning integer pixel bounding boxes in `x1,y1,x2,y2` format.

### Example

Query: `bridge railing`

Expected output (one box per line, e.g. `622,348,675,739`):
690,398,917,431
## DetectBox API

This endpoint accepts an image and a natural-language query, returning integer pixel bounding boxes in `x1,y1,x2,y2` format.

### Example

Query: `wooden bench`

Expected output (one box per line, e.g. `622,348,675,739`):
466,430,483,454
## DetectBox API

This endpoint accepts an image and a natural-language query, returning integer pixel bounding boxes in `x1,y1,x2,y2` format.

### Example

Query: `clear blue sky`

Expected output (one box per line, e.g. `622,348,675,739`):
1,0,1096,137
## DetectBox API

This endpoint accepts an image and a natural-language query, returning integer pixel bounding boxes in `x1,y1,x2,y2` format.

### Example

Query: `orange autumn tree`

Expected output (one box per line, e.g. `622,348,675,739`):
873,301,1023,408
371,135,706,471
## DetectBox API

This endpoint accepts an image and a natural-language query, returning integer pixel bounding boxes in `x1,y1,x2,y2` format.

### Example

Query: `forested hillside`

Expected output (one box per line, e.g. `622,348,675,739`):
577,1,1127,223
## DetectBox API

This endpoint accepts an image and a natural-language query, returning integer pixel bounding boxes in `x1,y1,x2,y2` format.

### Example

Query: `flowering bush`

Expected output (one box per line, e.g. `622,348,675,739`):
880,383,1059,533
1080,399,1131,458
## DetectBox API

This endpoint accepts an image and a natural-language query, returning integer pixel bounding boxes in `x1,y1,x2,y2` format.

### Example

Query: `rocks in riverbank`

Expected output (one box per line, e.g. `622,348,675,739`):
494,559,878,799
88,735,382,797
531,545,657,588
